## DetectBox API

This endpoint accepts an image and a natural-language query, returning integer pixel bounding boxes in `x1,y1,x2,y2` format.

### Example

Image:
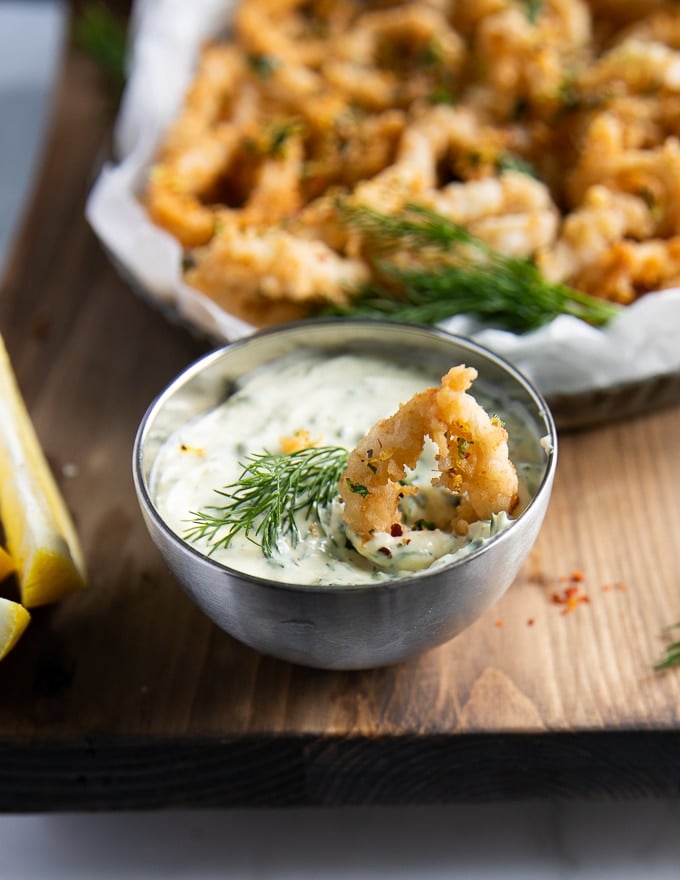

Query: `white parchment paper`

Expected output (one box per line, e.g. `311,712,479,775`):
85,0,680,396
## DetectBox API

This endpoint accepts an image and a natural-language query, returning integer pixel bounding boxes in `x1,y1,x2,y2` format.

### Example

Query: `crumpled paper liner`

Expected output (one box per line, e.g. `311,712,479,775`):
86,0,680,400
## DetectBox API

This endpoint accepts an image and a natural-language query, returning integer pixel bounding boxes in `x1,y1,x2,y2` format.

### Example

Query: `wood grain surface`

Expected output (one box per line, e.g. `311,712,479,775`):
1,48,680,810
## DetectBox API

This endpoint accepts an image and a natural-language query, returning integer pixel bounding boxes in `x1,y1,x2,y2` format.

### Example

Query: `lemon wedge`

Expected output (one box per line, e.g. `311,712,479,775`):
0,545,15,582
0,335,86,608
0,596,30,661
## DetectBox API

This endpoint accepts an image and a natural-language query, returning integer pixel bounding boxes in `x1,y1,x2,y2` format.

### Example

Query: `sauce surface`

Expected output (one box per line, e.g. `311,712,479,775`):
151,352,547,585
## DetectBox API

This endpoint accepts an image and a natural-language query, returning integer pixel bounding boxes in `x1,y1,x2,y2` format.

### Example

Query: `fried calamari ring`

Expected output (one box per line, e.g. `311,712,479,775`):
339,365,519,543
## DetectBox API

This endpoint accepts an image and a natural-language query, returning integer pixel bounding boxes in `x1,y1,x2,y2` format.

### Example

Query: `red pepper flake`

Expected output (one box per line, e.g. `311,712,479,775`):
602,580,627,593
560,570,585,583
494,619,505,628
527,617,535,627
551,586,590,615
378,546,392,558
390,523,403,537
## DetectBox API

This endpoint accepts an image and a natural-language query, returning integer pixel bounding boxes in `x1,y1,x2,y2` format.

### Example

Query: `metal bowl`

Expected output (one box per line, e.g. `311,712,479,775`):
133,320,557,669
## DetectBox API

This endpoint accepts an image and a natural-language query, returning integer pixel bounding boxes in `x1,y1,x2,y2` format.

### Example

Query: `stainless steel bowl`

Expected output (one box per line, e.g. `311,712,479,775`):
133,320,557,670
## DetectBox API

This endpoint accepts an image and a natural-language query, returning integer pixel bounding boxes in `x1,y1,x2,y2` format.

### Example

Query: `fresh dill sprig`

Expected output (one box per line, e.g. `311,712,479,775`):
341,202,476,252
185,446,350,558
72,2,128,95
328,203,620,333
654,623,680,671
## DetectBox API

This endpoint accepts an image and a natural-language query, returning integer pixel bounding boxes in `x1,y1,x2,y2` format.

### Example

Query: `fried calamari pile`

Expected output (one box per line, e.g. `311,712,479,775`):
145,0,680,325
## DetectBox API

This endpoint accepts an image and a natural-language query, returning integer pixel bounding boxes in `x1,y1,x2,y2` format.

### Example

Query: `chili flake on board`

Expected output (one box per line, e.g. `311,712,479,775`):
551,571,591,615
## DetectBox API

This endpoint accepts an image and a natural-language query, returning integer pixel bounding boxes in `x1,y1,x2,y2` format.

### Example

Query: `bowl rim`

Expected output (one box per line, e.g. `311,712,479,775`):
132,318,558,594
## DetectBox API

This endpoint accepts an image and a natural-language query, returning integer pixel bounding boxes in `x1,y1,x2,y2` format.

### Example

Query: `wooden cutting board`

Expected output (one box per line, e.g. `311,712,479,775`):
1,48,680,811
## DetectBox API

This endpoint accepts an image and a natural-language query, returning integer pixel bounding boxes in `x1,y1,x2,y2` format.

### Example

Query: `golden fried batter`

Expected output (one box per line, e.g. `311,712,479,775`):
144,0,680,319
339,365,518,541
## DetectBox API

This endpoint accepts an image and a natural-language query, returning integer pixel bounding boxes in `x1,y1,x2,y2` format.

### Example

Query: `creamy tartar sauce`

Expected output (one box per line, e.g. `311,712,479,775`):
151,352,547,585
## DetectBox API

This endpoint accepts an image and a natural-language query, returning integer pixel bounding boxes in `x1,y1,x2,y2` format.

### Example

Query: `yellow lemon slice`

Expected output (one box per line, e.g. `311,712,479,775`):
0,335,86,608
0,545,16,582
0,596,30,661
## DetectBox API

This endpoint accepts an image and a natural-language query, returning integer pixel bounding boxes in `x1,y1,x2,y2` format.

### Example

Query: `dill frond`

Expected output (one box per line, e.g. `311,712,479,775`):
654,623,680,671
72,2,128,95
330,203,620,333
185,446,349,558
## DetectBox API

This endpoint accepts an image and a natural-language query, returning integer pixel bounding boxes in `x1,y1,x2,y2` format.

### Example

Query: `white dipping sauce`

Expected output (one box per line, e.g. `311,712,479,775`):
151,351,546,585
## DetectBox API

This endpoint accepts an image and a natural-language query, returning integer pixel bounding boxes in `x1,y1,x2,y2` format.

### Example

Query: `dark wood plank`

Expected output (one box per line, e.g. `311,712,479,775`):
1,46,680,809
